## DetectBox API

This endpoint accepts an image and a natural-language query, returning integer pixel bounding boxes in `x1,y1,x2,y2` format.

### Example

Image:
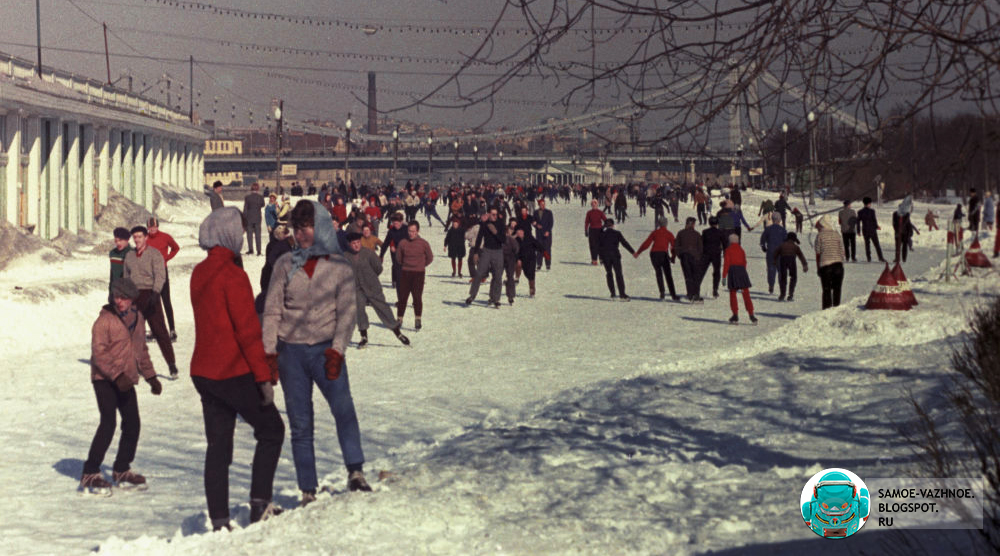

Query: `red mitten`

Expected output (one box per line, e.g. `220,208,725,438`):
324,349,344,381
265,354,280,384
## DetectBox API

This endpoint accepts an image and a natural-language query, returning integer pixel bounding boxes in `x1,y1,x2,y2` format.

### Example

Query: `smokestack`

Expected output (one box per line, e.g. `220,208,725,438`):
367,72,377,136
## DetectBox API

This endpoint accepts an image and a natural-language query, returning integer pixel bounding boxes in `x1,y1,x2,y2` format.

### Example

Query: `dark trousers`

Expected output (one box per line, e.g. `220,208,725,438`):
778,255,798,298
602,257,626,296
863,232,885,262
246,221,262,255
842,232,856,261
679,253,701,298
650,252,677,297
697,204,707,225
468,247,480,278
818,262,845,309
160,271,176,333
84,380,140,475
699,253,721,295
192,374,285,520
587,230,601,262
894,234,910,263
505,260,518,300
396,270,426,318
136,289,175,366
536,235,552,269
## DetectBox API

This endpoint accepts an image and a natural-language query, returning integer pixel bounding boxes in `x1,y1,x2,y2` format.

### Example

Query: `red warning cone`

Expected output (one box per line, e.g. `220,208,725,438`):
965,238,992,268
890,263,918,307
865,263,912,310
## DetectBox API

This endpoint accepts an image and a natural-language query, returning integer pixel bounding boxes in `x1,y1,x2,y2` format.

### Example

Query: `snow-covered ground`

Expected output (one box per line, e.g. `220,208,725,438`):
0,188,993,555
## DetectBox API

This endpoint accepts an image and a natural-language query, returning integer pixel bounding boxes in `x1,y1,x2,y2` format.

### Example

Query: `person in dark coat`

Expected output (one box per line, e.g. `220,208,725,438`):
759,213,788,294
857,197,886,262
207,180,225,211
378,214,409,288
892,196,914,264
597,219,636,300
700,216,727,298
775,232,809,301
533,198,554,271
633,216,679,301
444,219,467,278
675,217,704,302
255,224,295,316
344,232,409,347
515,227,542,298
502,221,521,304
243,183,266,256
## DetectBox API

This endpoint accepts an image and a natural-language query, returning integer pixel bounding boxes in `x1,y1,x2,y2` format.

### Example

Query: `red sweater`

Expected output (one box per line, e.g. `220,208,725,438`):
333,204,348,224
635,228,675,256
146,230,180,266
189,246,271,383
722,243,748,278
584,208,606,231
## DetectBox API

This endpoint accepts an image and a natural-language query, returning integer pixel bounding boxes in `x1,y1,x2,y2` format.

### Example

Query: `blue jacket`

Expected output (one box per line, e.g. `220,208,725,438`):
264,204,278,229
760,224,787,254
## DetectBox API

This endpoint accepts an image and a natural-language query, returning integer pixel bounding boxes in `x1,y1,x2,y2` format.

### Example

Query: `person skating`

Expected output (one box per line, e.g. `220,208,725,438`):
262,200,373,504
759,212,788,294
108,227,132,304
722,235,757,324
81,277,163,495
598,219,635,300
123,226,179,378
502,221,521,304
857,197,886,262
394,221,434,330
775,232,809,301
675,217,704,302
378,214,408,288
145,217,180,342
533,198,554,271
190,207,285,530
584,199,606,265
344,232,410,347
207,180,225,211
815,215,846,309
838,200,858,262
466,209,505,308
792,206,804,234
700,216,727,298
892,196,915,264
265,194,279,237
633,216,679,301
515,227,542,298
243,183,266,256
444,218,467,278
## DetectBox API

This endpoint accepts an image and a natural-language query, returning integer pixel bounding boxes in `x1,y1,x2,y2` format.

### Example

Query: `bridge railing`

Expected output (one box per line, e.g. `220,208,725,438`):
1,51,191,124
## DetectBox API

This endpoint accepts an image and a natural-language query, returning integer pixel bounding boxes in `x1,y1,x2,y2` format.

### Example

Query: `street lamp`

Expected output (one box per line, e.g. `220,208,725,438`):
392,126,399,182
781,122,789,191
473,144,478,177
427,134,433,184
499,150,504,181
274,100,283,193
807,111,816,205
454,140,459,183
345,114,352,185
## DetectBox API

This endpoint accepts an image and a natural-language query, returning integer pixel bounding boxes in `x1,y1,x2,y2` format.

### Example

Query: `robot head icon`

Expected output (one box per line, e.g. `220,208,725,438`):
800,468,870,538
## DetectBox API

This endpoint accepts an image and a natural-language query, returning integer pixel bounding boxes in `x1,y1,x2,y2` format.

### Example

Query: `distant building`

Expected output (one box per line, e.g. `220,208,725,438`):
204,138,243,185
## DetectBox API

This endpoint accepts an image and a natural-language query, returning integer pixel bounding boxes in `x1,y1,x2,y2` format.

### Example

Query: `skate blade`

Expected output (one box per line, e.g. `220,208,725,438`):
116,483,149,492
79,486,113,497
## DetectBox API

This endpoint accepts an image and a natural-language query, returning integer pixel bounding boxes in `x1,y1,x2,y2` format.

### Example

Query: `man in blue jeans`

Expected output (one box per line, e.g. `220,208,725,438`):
262,200,372,507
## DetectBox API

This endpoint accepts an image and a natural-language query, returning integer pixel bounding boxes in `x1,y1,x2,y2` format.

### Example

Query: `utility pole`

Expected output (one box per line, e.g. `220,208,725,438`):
104,23,111,84
392,126,399,183
189,56,194,122
427,134,433,185
35,0,43,77
274,100,283,193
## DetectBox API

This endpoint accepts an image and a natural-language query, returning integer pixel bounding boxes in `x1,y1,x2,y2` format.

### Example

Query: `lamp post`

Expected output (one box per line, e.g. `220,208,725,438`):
427,134,433,184
807,111,816,205
392,126,399,183
274,100,283,193
453,140,459,184
781,122,788,191
499,150,504,182
473,144,478,178
344,114,352,185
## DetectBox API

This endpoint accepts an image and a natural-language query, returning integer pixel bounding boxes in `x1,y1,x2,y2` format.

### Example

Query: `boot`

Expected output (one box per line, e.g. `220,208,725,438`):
357,330,368,349
113,469,148,490
529,280,536,298
249,499,283,523
415,317,422,331
394,327,410,346
729,314,739,324
300,490,317,507
168,363,179,380
348,471,373,492
80,473,112,496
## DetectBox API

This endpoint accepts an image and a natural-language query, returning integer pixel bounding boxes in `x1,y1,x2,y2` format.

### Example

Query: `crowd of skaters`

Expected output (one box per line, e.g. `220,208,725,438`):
83,172,995,530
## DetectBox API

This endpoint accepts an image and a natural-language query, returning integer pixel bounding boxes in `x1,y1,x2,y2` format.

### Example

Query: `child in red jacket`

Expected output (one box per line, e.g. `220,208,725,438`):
722,234,758,324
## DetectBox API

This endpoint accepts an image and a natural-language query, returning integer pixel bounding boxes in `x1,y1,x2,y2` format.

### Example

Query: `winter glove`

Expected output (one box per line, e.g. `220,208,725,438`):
258,382,274,406
265,354,280,384
147,376,163,395
324,348,344,381
114,373,133,392
803,265,809,273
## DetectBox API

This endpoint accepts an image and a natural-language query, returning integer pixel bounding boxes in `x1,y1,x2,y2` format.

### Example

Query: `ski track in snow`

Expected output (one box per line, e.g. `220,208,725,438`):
0,189,994,555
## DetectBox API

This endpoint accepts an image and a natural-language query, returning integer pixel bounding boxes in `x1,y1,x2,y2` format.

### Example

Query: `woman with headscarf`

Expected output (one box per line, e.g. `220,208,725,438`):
190,207,285,530
261,200,371,505
815,214,847,309
892,195,914,263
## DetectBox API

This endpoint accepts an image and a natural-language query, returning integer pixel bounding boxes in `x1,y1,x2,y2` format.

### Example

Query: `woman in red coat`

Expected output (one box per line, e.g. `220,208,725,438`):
190,206,285,530
722,234,758,325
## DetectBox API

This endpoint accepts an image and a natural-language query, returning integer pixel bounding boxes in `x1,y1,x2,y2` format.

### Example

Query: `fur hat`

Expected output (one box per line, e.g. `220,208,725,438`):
110,277,139,301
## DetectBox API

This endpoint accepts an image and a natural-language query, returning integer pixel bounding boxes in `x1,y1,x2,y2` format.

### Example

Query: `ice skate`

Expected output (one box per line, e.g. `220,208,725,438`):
112,469,147,491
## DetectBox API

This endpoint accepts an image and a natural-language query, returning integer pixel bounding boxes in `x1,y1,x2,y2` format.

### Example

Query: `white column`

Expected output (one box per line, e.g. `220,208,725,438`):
45,118,63,239
152,136,163,192
26,116,41,233
97,126,109,206
3,111,21,226
168,140,178,189
196,147,204,190
110,128,122,195
65,122,80,234
134,132,145,207
122,131,133,201
144,134,154,209
82,124,95,231
181,144,190,191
